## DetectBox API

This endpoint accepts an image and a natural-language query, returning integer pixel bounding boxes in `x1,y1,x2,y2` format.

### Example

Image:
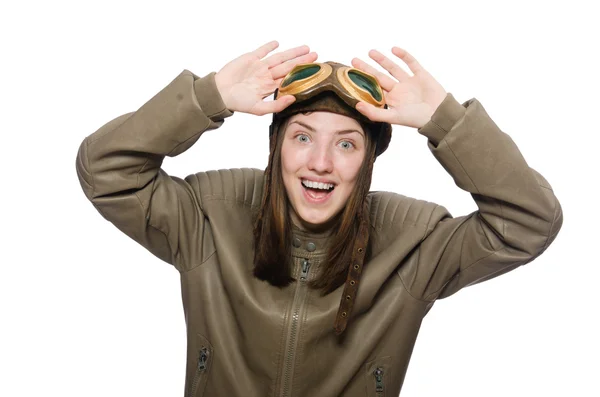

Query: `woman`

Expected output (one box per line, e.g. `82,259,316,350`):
76,41,563,397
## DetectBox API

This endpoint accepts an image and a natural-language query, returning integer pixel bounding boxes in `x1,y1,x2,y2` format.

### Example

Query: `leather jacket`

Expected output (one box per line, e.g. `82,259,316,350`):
75,69,563,396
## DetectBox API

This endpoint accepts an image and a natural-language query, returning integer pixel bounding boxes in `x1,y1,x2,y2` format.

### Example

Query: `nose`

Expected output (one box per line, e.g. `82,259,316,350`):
307,142,333,174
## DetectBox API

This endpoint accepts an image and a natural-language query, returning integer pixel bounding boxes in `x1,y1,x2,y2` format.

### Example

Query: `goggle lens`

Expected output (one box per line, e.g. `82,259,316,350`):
348,70,382,101
281,65,321,88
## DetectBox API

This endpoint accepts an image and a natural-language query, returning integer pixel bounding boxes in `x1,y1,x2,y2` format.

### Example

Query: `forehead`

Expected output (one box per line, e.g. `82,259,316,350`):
286,111,364,133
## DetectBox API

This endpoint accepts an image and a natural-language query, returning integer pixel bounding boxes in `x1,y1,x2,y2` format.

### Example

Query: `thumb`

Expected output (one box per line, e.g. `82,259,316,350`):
252,95,296,116
355,101,397,124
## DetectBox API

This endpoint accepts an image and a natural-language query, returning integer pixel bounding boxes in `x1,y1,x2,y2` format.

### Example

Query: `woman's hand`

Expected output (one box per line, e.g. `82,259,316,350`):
214,41,318,116
351,47,448,129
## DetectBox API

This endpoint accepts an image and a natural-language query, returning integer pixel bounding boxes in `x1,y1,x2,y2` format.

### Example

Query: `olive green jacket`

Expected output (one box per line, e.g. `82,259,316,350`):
75,70,563,397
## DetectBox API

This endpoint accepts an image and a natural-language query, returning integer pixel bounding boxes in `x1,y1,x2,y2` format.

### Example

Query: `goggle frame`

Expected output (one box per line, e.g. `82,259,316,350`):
276,62,386,109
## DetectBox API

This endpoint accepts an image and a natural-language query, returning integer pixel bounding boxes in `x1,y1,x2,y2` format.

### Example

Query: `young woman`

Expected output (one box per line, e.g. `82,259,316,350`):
76,41,563,397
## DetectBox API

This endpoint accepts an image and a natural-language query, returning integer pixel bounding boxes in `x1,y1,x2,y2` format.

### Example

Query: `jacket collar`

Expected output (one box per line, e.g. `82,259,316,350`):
290,223,334,258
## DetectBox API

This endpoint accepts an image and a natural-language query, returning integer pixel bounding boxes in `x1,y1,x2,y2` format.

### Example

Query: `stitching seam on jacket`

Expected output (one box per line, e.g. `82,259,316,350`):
541,195,560,251
251,170,258,207
193,173,206,212
167,116,211,157
79,175,93,190
88,113,133,144
202,195,262,209
427,244,511,301
440,115,481,195
422,206,469,301
136,159,151,189
395,247,432,304
403,199,414,225
147,222,180,266
396,206,440,303
423,204,439,234
441,114,507,241
373,194,381,229
430,120,448,140
133,177,181,266
184,249,218,274
85,139,96,198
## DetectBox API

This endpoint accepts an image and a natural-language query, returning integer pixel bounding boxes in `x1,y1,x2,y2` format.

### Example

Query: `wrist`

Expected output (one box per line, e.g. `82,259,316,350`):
193,72,234,121
416,93,465,145
214,72,233,112
415,112,433,130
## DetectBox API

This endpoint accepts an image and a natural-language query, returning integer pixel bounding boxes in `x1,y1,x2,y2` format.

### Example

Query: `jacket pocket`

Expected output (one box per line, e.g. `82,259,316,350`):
187,334,213,397
365,356,392,397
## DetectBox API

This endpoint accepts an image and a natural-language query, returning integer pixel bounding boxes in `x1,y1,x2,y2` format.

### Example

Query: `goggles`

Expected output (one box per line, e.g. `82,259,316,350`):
270,61,392,157
274,62,386,109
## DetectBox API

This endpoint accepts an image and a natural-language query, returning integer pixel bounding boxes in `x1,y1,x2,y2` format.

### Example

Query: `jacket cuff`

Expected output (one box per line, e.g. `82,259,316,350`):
192,71,234,122
417,93,467,146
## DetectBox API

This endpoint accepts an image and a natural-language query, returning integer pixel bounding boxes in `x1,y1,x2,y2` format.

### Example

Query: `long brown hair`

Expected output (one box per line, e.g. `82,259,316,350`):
253,113,377,295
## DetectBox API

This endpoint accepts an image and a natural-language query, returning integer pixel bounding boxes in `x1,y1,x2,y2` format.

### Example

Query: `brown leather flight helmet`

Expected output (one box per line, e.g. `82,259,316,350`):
264,61,393,335
271,61,391,156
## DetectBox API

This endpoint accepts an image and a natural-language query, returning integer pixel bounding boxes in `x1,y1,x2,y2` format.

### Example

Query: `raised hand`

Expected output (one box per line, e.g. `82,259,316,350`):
351,47,448,129
214,41,318,116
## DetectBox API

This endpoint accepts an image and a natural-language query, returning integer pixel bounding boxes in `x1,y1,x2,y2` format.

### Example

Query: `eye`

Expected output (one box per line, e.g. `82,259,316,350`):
338,140,354,150
296,134,310,143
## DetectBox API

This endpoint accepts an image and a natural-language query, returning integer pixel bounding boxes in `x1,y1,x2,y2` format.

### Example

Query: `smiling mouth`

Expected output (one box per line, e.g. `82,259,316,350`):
300,179,335,202
301,179,335,192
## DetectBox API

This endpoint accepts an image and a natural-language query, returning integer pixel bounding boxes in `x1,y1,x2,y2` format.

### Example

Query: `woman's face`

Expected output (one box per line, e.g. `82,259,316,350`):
281,111,366,231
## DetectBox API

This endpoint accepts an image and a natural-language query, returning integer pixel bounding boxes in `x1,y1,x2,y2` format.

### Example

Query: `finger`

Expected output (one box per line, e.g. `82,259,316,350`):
355,101,398,124
391,46,424,75
350,57,396,92
369,49,411,81
263,78,284,98
270,52,318,80
252,95,296,116
252,40,280,59
264,44,311,68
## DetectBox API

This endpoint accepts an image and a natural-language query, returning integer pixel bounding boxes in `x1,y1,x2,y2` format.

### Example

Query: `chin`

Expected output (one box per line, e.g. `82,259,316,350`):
294,207,340,230
299,213,331,226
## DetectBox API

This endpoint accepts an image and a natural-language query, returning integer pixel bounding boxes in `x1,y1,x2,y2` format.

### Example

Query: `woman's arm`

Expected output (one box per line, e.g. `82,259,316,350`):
75,41,316,272
353,46,563,300
415,93,562,300
75,70,231,272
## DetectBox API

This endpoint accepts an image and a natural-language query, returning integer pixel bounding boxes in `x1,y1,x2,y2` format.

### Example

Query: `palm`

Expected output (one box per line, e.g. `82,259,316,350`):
351,47,448,129
222,57,280,114
383,74,444,128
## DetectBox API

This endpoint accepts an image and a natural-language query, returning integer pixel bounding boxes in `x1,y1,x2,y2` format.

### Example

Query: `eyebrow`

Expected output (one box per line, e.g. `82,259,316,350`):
290,120,364,137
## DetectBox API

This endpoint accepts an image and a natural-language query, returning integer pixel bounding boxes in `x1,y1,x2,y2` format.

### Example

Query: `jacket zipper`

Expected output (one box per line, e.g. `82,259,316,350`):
373,367,385,394
188,347,209,397
280,258,311,397
300,258,310,280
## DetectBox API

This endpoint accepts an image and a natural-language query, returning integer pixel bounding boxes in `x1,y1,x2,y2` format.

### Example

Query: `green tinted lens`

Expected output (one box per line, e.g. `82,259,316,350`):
281,65,321,87
348,71,382,101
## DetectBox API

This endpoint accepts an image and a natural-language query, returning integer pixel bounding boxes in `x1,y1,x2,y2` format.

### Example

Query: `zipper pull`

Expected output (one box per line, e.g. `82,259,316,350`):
373,367,384,393
300,259,311,280
197,347,209,371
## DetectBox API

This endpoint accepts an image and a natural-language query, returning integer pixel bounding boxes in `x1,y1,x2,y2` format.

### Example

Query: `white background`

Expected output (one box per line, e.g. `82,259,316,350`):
1,0,598,396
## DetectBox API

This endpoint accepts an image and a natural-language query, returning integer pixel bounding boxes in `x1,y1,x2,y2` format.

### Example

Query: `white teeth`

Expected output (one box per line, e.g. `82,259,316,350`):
302,179,334,190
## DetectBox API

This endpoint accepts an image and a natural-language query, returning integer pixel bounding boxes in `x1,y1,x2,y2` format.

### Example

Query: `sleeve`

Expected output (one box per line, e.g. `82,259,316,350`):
411,93,563,301
75,69,233,273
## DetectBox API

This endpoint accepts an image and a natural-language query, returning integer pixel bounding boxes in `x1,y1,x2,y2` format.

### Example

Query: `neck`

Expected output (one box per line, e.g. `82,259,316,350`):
289,210,341,236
